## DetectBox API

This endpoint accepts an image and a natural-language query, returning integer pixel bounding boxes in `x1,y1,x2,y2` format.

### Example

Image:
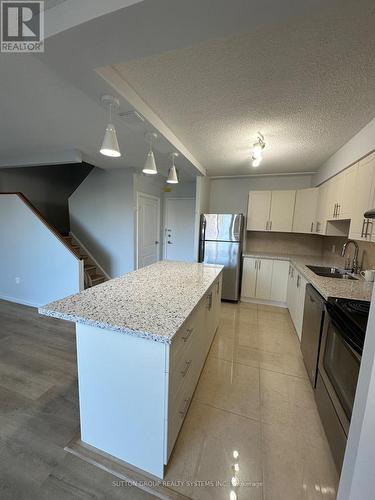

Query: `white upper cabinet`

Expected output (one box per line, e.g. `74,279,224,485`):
349,153,375,241
247,191,271,231
269,190,296,232
292,188,319,234
316,183,328,234
339,165,357,219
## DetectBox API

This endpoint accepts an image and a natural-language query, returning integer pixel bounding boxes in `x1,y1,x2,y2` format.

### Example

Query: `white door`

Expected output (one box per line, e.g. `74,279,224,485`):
255,258,273,300
164,198,195,261
247,191,271,230
293,188,319,233
269,190,296,232
137,193,160,269
241,257,257,298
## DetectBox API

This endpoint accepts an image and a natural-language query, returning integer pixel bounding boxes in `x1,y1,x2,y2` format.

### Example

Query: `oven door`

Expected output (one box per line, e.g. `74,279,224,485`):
319,304,361,435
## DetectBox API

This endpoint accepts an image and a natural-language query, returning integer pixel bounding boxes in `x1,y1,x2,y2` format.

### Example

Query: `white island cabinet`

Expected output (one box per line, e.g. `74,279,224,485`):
39,261,223,479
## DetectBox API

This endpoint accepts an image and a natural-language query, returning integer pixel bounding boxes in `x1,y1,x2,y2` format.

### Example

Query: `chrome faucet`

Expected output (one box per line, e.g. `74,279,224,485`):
341,240,360,274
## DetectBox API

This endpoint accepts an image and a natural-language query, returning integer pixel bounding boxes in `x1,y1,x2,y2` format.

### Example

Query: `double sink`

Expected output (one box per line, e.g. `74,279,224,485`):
307,265,358,280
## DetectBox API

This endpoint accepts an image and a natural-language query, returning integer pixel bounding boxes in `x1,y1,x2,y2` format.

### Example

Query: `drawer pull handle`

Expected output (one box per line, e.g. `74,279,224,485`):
182,328,194,342
179,397,191,417
181,360,192,378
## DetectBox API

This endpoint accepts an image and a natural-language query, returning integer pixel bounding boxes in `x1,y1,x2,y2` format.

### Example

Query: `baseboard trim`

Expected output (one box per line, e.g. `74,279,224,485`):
0,294,40,308
70,232,111,280
240,297,287,309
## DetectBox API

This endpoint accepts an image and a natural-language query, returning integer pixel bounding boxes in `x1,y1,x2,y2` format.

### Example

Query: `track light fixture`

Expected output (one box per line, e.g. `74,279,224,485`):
100,95,121,158
167,153,179,184
251,132,265,167
143,132,158,175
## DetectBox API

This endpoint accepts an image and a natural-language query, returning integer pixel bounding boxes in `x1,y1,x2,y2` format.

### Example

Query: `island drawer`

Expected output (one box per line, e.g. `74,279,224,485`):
166,363,195,460
169,300,205,371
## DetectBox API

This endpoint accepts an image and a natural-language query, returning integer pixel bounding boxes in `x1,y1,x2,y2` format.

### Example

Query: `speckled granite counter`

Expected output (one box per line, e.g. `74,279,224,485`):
39,261,223,343
243,252,374,301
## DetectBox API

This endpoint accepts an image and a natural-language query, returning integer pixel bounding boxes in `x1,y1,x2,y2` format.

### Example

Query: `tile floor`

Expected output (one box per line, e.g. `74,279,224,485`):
0,299,339,500
165,302,339,500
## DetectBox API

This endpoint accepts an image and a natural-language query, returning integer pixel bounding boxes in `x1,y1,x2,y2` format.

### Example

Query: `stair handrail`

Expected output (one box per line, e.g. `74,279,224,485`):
0,192,82,261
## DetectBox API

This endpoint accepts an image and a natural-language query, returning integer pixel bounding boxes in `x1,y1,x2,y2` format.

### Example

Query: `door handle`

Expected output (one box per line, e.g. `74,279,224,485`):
181,360,192,378
258,260,261,270
269,221,272,230
266,221,269,230
155,241,159,244
310,222,314,232
361,219,366,238
167,241,172,244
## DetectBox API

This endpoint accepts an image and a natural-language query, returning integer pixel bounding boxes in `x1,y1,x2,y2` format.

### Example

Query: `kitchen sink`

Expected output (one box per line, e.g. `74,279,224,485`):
306,265,358,280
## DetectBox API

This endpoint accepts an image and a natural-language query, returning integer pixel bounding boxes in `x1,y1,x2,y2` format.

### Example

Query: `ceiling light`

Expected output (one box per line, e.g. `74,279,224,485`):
100,95,121,158
252,157,261,167
143,132,158,175
167,152,179,184
251,132,265,166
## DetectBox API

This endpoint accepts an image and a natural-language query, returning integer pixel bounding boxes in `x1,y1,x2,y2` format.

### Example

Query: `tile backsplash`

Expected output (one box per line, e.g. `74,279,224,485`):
246,232,324,256
322,237,375,270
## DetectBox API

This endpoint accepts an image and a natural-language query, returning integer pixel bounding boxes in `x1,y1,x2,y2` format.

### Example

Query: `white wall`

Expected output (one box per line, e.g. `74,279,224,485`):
0,194,81,307
69,168,135,278
208,174,313,214
314,117,375,186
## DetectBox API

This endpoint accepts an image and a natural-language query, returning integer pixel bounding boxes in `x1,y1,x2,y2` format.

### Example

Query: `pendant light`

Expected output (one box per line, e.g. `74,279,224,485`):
167,152,179,184
100,95,121,157
143,132,158,175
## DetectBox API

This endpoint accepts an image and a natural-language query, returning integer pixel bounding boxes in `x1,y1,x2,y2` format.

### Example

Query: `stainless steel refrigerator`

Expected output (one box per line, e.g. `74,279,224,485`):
198,213,244,301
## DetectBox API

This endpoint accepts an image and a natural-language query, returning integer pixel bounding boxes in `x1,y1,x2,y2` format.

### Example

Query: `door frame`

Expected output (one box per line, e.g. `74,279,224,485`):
163,197,195,260
135,191,161,270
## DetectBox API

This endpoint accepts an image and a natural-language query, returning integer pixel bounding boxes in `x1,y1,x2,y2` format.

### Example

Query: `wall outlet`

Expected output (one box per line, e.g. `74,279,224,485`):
15,277,21,284
331,245,336,254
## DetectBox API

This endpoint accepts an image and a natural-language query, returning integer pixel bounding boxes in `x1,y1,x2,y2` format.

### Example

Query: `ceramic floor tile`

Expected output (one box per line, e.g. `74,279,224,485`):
194,356,261,420
166,400,263,500
210,334,308,379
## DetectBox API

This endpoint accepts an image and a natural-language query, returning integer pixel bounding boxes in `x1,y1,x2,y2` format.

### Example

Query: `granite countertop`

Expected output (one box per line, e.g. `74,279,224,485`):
39,261,223,344
243,251,374,301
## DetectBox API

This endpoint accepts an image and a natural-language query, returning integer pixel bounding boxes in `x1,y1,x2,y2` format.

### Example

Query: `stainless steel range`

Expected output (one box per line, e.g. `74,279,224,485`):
315,297,369,472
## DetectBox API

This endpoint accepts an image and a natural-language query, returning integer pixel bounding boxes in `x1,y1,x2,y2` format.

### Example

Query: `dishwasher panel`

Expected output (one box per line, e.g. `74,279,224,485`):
300,284,325,387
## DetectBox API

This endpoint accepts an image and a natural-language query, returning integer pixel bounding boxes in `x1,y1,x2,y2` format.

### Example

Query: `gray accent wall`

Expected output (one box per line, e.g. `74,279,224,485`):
0,163,93,233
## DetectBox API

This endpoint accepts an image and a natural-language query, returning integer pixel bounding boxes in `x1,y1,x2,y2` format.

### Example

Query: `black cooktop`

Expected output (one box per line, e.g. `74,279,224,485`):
327,297,370,354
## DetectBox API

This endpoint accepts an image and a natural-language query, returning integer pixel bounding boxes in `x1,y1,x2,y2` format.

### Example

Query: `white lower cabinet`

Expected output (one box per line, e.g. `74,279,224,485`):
287,264,307,340
241,257,289,304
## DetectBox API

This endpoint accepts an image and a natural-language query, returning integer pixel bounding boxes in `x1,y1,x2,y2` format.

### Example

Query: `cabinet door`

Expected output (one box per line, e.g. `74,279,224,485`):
316,183,328,234
292,188,319,233
269,190,296,232
270,260,289,302
338,165,357,220
325,178,338,220
287,265,297,322
295,274,308,341
349,154,375,241
247,191,271,231
241,257,257,298
255,259,273,300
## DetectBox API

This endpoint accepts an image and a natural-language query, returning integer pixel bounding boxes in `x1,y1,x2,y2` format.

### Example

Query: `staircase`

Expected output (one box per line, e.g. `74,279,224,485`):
62,235,107,289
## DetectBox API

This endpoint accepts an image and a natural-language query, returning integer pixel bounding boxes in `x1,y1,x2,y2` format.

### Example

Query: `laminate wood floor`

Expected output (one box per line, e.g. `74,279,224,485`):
0,299,155,500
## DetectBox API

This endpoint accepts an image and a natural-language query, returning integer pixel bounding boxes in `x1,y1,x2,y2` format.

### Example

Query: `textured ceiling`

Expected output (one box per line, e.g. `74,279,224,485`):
114,0,375,176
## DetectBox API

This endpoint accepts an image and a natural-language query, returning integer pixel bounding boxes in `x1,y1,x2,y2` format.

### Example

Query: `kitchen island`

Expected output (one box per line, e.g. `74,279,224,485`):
39,261,223,478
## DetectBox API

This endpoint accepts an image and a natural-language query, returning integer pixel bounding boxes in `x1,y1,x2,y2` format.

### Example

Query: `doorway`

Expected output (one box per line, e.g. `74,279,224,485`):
164,197,195,262
136,192,161,269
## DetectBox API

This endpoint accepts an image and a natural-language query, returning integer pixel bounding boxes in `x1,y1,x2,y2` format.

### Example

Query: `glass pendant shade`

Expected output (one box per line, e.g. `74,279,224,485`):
100,123,121,157
142,150,158,174
167,165,179,184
